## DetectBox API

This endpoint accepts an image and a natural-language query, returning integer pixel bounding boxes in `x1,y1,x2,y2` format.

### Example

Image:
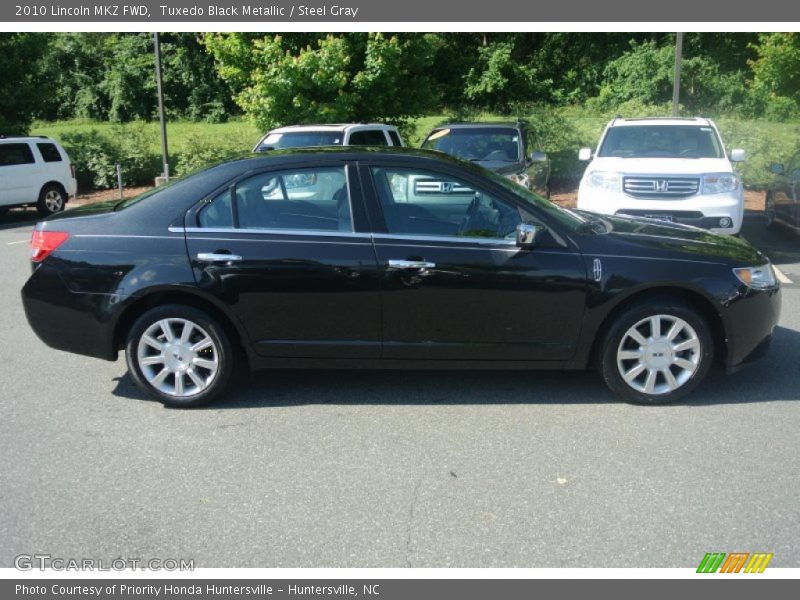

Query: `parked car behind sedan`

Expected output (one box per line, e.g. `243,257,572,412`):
253,123,404,152
22,148,779,408
421,121,551,197
765,153,800,234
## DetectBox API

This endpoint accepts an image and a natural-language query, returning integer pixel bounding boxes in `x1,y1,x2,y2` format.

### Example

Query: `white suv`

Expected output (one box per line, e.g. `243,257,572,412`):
576,117,745,234
253,123,405,151
0,136,77,217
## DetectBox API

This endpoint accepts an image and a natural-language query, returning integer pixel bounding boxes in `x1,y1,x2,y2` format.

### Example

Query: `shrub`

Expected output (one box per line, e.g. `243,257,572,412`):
173,132,243,177
60,129,119,189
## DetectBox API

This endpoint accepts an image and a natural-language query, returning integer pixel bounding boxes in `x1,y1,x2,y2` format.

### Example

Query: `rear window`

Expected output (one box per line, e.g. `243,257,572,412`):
349,130,389,146
598,125,724,159
256,131,343,151
37,142,63,162
388,130,402,146
0,143,35,166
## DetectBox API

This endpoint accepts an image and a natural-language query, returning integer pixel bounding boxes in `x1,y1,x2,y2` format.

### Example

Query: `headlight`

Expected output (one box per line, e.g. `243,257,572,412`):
506,173,530,188
702,173,739,194
733,264,777,289
585,171,620,192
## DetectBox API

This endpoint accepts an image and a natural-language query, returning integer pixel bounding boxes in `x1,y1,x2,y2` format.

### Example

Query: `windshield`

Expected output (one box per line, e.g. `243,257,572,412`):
422,127,521,162
597,125,724,159
256,131,343,151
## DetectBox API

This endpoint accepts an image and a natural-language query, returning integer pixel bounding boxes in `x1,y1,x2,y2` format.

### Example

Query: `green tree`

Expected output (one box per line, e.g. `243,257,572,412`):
205,33,440,132
749,33,800,119
0,33,49,134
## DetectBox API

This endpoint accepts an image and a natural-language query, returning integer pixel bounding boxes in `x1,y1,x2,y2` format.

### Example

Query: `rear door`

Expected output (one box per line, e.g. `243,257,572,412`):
0,143,39,205
361,160,588,362
184,160,382,359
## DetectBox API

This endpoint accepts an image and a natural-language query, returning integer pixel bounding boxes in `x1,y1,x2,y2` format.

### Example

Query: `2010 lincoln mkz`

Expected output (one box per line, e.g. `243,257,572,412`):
21,148,781,407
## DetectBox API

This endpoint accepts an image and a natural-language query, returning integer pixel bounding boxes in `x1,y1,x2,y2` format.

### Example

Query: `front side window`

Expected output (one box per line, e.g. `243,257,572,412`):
371,167,521,239
207,166,352,232
0,143,35,167
422,127,521,162
598,125,724,159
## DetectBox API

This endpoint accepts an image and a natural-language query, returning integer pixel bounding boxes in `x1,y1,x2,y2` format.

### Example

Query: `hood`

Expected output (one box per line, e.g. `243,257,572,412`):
473,160,523,174
587,156,733,175
581,212,766,266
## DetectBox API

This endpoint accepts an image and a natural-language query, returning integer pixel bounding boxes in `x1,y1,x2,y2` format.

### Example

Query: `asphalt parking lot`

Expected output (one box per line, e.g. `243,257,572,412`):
1,209,799,568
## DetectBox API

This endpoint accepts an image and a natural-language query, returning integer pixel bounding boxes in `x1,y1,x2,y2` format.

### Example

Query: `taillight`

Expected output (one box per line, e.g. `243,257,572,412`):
70,163,76,179
30,230,69,262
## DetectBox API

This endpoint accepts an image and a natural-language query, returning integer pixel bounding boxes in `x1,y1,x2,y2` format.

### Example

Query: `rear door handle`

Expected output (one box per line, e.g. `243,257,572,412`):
387,259,436,270
197,252,243,263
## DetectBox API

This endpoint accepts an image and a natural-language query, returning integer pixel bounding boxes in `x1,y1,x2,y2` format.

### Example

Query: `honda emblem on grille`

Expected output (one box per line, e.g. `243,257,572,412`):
654,179,669,193
593,258,602,282
441,182,454,193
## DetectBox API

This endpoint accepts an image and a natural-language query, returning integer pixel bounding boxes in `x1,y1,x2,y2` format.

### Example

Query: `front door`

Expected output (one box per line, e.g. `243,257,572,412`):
362,163,588,361
184,162,382,359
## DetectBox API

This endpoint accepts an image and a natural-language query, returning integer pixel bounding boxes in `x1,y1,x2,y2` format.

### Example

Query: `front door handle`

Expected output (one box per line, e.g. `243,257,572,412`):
387,259,436,270
197,252,243,263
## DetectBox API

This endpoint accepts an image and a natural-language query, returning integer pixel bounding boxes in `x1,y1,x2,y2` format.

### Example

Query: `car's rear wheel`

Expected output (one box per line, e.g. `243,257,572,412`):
598,299,713,404
37,184,66,216
125,305,234,408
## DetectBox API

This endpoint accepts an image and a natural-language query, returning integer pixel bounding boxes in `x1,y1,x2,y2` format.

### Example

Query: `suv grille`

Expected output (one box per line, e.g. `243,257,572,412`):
414,180,473,195
623,177,700,199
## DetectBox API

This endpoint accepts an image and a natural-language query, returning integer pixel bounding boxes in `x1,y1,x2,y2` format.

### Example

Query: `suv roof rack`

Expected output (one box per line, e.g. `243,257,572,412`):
0,134,49,139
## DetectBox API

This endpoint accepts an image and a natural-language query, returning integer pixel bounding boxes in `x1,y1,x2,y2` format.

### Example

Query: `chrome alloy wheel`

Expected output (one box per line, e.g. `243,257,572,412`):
44,189,64,212
616,314,701,395
136,318,219,398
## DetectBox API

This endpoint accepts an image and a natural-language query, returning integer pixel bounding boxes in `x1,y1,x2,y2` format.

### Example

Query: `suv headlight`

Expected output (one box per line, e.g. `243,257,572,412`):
733,264,777,289
702,173,739,195
585,171,620,192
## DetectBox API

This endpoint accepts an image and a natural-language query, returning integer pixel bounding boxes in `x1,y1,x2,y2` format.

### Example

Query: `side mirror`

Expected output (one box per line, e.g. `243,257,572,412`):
769,163,785,175
730,148,746,162
530,151,548,163
516,223,542,248
578,148,593,161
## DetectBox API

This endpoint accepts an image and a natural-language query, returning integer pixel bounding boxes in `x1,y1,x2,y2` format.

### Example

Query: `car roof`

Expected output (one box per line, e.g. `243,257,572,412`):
430,122,521,130
0,135,55,142
608,117,713,127
267,123,396,134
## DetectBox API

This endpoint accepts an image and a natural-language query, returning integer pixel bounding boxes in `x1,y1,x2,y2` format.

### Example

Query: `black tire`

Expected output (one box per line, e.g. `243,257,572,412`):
125,304,234,408
37,183,66,216
764,192,777,230
598,298,714,405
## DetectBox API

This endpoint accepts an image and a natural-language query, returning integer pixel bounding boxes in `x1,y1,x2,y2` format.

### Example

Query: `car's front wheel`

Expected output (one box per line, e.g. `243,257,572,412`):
125,305,234,408
598,299,713,404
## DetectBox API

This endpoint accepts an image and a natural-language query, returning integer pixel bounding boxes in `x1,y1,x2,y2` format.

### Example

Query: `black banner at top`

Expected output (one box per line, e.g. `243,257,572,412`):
3,0,800,22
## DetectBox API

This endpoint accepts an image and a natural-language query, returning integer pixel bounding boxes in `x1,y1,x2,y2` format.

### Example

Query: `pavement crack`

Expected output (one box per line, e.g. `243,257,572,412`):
405,474,424,568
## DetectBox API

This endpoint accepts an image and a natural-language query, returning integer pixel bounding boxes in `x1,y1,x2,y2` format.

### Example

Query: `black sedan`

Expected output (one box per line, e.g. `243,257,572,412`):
22,148,780,407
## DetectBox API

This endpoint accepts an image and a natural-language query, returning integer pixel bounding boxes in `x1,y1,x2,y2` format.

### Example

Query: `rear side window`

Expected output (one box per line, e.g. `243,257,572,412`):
349,130,389,146
198,189,233,228
388,130,402,146
196,166,352,233
0,143,35,166
37,143,63,162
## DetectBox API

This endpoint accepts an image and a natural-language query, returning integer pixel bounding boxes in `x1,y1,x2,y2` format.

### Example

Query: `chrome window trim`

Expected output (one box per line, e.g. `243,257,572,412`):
171,226,372,239
372,233,517,247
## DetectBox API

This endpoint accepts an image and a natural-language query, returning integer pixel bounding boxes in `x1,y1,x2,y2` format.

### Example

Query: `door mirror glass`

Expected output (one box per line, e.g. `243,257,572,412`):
530,151,548,163
578,148,593,161
516,223,541,247
769,163,785,175
729,148,746,162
